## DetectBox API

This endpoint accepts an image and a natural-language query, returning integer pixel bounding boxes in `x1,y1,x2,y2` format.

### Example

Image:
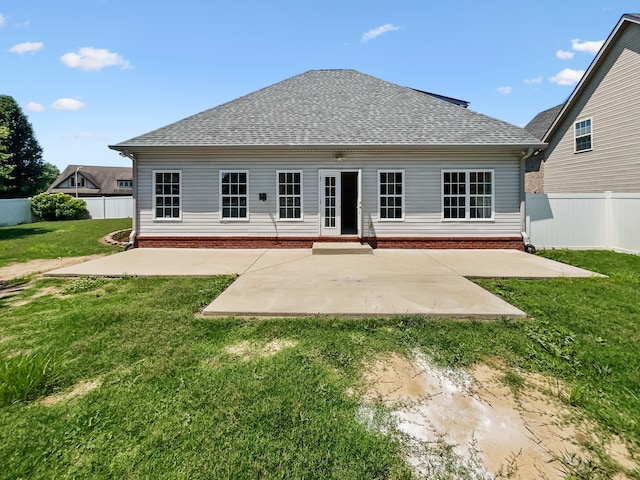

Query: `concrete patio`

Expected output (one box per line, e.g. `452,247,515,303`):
46,248,602,319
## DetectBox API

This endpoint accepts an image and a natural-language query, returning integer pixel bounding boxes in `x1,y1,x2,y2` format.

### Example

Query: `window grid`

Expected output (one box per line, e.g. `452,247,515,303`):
443,171,466,219
442,170,494,221
324,176,336,228
154,171,181,220
220,171,248,219
277,171,303,220
574,118,592,152
379,171,404,220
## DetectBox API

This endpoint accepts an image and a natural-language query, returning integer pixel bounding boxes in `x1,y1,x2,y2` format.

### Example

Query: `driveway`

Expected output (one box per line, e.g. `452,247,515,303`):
46,248,601,319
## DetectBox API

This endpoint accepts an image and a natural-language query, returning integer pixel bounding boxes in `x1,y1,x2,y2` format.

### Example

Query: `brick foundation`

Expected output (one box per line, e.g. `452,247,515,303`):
135,235,524,250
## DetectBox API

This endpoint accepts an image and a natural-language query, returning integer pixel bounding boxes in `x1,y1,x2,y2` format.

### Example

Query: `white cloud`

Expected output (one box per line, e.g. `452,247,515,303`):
0,14,5,28
8,41,44,54
25,102,44,112
524,76,543,84
52,98,86,110
496,86,512,95
361,24,402,43
549,68,585,86
60,47,132,71
556,49,574,60
571,38,605,54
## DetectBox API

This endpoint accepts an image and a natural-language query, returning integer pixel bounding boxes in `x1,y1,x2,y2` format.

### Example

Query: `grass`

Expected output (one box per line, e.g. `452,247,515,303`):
0,218,131,267
0,219,638,478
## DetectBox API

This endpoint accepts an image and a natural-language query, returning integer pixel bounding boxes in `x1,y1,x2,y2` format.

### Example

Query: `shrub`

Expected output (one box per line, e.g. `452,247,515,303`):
0,351,60,406
31,192,89,221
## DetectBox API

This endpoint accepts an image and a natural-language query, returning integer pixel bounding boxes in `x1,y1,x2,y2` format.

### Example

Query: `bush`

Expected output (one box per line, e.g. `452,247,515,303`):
31,192,89,221
0,351,60,406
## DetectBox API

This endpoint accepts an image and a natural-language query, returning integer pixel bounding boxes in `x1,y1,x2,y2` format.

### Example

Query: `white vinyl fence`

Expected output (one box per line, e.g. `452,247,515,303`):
0,196,132,226
0,198,32,226
82,196,133,220
526,192,640,255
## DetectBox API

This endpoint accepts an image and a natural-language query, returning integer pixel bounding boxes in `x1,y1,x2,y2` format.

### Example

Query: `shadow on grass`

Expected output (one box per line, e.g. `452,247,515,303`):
0,227,53,241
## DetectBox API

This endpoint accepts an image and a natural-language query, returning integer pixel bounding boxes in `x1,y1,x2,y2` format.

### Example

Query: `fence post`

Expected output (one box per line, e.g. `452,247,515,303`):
604,191,613,250
102,196,106,219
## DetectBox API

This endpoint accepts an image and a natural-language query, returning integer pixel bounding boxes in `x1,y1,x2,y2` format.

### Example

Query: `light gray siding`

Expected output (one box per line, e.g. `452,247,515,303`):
136,151,522,238
544,22,640,193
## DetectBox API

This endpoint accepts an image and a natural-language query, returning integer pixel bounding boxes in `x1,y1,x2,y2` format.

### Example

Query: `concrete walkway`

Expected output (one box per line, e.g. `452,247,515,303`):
46,248,601,319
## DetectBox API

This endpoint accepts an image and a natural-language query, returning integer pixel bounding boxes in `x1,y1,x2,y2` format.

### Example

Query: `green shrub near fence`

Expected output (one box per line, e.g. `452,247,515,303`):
30,192,89,221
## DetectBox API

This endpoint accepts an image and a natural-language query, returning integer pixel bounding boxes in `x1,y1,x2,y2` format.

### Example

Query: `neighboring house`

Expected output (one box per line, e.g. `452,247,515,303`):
109,69,543,249
525,13,640,193
48,165,133,197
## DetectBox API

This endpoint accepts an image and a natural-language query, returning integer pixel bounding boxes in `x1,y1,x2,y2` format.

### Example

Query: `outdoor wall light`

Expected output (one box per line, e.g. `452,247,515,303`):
259,193,267,201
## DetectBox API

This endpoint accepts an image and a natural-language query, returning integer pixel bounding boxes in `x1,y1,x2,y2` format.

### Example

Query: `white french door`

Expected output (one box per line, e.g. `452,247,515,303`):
320,170,340,236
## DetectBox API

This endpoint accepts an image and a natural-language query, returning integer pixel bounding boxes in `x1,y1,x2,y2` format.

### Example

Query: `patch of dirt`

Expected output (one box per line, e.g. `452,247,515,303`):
225,339,298,361
5,285,63,307
0,255,105,282
361,351,636,479
41,379,101,406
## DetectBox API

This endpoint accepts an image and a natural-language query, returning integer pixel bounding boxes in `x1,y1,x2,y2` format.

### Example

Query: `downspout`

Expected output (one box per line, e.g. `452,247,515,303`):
120,149,138,250
519,148,536,253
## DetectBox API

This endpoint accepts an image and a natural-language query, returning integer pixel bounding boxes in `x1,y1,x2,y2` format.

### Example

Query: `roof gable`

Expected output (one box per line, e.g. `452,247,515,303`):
48,165,133,196
111,70,542,150
544,14,640,142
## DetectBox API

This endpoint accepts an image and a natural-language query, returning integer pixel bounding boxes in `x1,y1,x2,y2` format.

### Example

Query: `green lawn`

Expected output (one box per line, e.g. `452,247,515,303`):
0,218,131,267
0,221,638,478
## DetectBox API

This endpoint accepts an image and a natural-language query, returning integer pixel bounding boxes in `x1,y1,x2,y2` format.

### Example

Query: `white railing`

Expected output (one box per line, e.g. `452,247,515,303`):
0,196,132,226
526,192,640,255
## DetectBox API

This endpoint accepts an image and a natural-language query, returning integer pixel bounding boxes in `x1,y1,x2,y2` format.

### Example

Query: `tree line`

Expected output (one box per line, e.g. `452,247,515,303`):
0,95,59,198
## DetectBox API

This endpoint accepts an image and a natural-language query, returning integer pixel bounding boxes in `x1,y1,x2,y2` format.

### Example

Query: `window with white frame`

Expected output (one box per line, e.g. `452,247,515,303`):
154,171,181,220
220,171,248,219
574,118,592,152
378,170,404,220
277,171,302,220
442,170,494,220
118,180,133,188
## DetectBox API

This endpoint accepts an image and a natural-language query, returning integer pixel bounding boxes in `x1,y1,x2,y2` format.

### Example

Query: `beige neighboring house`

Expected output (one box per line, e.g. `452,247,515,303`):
525,13,640,193
48,165,133,197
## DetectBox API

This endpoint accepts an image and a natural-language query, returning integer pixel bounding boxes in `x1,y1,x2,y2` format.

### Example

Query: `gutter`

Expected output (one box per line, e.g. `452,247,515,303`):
519,148,537,253
119,149,138,250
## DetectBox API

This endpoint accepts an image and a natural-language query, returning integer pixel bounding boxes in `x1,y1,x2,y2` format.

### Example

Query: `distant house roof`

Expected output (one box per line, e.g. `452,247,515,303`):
110,69,542,151
543,13,640,142
48,165,133,197
524,103,564,140
412,89,470,108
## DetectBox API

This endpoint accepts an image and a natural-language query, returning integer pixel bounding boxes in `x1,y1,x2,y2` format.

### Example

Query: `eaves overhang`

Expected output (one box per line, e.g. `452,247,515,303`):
109,142,547,156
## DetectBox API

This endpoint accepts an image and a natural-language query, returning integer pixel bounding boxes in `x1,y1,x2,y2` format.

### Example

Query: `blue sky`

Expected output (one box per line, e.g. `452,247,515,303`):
1,0,637,171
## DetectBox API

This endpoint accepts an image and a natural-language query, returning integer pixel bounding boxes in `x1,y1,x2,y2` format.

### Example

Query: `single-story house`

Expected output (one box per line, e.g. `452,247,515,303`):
48,165,133,197
525,13,640,194
109,69,544,249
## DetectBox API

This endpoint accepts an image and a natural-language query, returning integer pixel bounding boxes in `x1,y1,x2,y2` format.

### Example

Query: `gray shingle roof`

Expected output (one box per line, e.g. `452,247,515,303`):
524,104,564,140
112,70,543,149
48,165,132,196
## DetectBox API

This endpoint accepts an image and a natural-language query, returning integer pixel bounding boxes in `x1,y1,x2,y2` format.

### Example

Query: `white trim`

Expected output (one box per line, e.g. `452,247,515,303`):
441,169,495,222
276,170,304,222
152,170,182,222
573,117,593,153
219,170,249,222
377,169,405,222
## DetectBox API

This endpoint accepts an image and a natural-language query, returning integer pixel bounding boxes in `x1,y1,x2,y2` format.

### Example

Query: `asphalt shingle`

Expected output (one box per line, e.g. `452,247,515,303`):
113,70,543,148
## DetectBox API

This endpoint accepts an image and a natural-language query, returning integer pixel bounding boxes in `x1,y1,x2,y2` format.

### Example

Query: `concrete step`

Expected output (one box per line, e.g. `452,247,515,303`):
312,242,373,255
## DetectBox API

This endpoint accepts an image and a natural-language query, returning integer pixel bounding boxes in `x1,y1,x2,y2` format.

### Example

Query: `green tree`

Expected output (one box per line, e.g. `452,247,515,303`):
0,95,46,198
0,125,14,192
